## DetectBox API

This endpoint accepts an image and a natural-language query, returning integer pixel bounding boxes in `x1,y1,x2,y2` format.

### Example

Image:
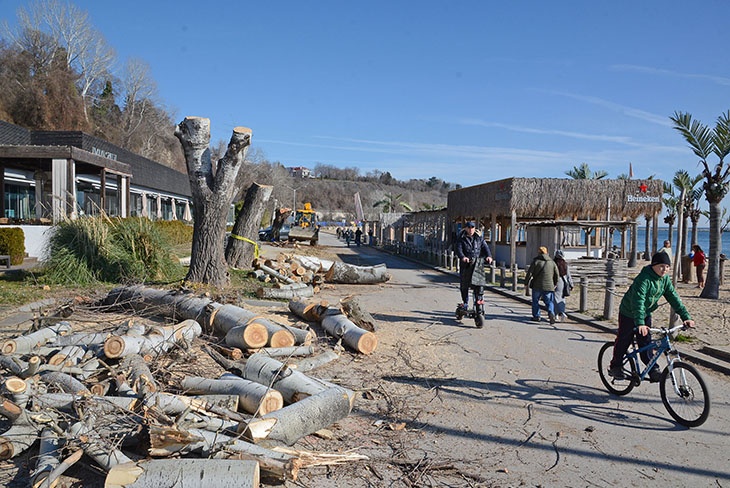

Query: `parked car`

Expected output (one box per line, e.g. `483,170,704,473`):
258,224,290,241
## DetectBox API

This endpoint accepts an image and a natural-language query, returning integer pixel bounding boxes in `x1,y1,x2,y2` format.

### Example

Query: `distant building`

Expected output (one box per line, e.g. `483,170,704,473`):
287,166,313,178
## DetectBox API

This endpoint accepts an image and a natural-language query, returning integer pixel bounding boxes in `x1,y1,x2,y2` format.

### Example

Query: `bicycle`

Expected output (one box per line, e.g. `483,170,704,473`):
597,324,711,427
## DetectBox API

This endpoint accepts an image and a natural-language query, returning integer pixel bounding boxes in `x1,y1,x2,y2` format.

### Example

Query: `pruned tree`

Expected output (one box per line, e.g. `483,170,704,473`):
175,117,252,286
225,182,273,269
671,110,730,299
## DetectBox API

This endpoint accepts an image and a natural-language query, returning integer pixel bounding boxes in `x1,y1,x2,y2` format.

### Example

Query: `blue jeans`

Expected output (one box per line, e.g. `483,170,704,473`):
531,290,555,318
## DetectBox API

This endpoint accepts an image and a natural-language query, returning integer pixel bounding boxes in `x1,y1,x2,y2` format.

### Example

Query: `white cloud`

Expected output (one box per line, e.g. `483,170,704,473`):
610,64,730,87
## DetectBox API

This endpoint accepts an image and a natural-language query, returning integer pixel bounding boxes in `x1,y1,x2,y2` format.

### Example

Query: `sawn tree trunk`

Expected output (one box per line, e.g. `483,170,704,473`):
226,182,273,269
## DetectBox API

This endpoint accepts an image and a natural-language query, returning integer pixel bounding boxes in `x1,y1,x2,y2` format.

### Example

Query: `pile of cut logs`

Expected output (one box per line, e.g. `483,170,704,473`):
0,286,377,487
253,254,390,300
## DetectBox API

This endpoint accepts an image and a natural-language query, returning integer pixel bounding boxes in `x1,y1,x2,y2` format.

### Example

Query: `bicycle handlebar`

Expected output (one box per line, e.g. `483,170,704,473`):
644,324,687,335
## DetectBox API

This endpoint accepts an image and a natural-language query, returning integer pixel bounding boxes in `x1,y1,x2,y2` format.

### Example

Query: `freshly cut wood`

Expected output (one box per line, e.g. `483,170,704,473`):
48,345,85,367
320,308,378,354
50,331,110,347
36,449,82,488
0,355,26,375
288,298,329,322
263,259,281,270
225,182,273,269
30,427,62,488
257,285,314,300
211,304,266,335
33,394,136,413
2,322,73,354
143,392,239,416
325,262,390,284
103,320,201,359
243,354,355,408
211,344,244,360
290,255,334,273
225,324,269,350
22,355,41,379
258,264,295,284
39,371,90,394
0,404,41,459
120,354,157,397
247,346,315,358
291,350,340,373
105,459,260,488
180,376,283,415
149,427,300,480
340,296,378,332
277,323,315,346
147,319,202,344
68,419,132,471
243,387,352,446
105,286,214,324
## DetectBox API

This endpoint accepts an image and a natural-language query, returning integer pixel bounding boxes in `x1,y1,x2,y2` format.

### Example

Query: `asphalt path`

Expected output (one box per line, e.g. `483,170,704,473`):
322,232,730,487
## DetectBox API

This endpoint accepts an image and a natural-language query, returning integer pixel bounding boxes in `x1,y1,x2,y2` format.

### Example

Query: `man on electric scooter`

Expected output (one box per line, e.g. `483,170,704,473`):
609,251,695,382
455,221,493,327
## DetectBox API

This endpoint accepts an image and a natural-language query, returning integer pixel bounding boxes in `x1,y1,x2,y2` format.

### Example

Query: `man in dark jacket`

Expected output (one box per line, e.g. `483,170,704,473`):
455,222,493,315
609,251,694,382
524,246,559,323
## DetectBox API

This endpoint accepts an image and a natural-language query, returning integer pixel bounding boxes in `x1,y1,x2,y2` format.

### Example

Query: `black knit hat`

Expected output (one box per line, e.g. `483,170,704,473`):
651,251,671,266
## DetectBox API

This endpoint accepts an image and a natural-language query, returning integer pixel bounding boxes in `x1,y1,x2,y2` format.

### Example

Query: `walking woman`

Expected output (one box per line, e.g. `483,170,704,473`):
553,250,574,322
692,244,706,288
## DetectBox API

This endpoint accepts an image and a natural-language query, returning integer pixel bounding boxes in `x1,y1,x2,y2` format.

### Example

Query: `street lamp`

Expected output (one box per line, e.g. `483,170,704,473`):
282,184,303,214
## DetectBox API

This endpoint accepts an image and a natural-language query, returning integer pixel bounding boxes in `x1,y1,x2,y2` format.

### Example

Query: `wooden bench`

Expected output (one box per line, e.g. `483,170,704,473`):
0,255,11,269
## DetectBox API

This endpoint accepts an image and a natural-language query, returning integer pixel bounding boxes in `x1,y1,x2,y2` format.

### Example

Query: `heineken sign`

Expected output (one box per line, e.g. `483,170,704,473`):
627,182,660,203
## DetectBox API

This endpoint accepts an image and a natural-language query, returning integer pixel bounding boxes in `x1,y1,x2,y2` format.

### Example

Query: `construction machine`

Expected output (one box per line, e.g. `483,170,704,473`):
288,202,320,245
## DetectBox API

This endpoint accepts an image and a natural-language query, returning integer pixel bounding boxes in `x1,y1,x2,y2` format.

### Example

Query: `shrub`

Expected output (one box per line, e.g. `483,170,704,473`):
0,227,25,265
44,216,182,285
153,219,194,245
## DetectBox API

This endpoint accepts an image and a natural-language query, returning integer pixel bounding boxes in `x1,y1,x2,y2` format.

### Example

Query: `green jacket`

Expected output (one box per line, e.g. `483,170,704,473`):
619,265,691,326
525,254,559,291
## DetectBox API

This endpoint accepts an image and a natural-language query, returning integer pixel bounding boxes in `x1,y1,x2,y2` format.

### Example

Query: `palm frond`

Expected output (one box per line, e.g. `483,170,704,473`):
714,110,730,161
670,111,713,160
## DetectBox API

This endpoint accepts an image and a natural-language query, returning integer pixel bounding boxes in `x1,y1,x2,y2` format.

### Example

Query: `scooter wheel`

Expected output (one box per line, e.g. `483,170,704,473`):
474,314,484,328
455,308,464,321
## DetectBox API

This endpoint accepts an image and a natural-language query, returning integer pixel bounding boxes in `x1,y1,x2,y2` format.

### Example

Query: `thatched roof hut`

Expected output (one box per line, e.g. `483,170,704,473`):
447,177,663,222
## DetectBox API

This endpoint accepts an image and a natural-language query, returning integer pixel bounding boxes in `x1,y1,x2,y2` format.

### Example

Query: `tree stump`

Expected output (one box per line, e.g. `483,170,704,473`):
226,182,273,269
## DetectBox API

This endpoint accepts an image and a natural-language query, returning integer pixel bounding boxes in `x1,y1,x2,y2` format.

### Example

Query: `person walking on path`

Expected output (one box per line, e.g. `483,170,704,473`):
608,251,694,382
355,227,363,247
692,244,706,288
552,250,574,322
454,222,493,319
345,229,352,247
525,246,559,323
368,229,374,246
658,240,672,265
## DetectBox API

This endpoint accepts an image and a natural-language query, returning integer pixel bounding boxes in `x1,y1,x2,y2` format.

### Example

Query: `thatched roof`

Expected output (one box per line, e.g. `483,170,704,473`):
447,177,663,222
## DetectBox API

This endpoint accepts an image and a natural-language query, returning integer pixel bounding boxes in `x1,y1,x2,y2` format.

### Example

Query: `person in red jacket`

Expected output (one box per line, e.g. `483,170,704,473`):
692,244,706,288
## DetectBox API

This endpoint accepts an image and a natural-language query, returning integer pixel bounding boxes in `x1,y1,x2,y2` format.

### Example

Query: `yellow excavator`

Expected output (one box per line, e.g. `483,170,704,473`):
288,202,319,245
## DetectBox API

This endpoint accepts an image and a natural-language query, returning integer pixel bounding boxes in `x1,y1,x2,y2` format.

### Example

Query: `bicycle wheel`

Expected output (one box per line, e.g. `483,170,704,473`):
660,361,710,427
598,342,636,396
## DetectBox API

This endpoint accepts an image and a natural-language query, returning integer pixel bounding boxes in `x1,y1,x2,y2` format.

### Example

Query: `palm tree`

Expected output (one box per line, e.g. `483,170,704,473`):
663,194,678,244
687,186,705,247
671,111,730,299
672,170,703,254
565,163,608,179
373,193,413,213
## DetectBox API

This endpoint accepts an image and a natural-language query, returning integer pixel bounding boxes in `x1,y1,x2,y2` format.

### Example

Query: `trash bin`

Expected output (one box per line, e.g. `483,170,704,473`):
681,254,695,283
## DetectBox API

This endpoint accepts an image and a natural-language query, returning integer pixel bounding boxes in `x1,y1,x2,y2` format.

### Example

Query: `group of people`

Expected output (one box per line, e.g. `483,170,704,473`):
658,239,707,288
336,227,367,247
455,224,695,382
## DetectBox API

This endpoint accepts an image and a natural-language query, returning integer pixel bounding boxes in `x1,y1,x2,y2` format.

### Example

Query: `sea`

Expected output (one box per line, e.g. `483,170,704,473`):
610,228,730,258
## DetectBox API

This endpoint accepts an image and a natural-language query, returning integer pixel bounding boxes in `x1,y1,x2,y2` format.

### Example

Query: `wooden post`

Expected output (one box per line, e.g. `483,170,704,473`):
511,265,518,291
628,221,638,267
500,265,506,287
67,159,76,219
580,276,588,313
0,165,5,218
99,169,106,215
603,278,615,320
116,174,123,218
585,228,592,257
490,213,497,259
510,209,517,271
644,215,650,260
652,213,659,255
620,227,626,258
604,197,611,257
489,264,496,283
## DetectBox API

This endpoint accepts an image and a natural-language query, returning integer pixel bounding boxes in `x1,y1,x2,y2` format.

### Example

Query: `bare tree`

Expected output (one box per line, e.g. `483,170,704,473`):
120,57,156,146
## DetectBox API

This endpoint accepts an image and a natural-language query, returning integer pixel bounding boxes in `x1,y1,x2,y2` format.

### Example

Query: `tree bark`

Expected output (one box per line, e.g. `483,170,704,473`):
291,350,340,373
288,298,328,322
271,208,291,241
325,262,390,284
320,308,378,354
1,322,73,355
340,296,377,332
175,118,252,286
247,346,315,358
225,324,269,350
226,183,273,269
701,199,722,299
257,286,314,300
180,376,283,415
30,427,62,488
105,459,260,488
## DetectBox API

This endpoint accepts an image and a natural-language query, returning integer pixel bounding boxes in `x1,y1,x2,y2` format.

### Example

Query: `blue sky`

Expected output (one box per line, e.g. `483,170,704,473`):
2,1,729,209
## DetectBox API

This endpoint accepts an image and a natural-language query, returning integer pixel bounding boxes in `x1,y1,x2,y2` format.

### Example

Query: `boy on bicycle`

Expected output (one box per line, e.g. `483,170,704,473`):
609,251,695,382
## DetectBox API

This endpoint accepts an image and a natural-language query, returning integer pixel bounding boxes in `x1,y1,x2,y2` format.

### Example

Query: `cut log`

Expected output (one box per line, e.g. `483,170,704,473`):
270,208,291,242
39,371,89,394
340,296,378,332
247,346,315,358
1,322,73,355
325,262,390,284
103,319,201,359
320,308,378,354
242,354,355,408
258,264,295,284
148,427,300,481
50,331,110,347
68,418,132,471
212,303,268,335
30,427,62,488
289,255,334,273
226,182,273,269
242,387,352,446
120,354,157,397
288,298,329,322
257,286,314,300
21,355,41,379
276,322,315,346
180,376,283,415
48,345,86,367
0,355,26,375
104,286,214,325
291,350,340,373
147,319,202,344
0,404,40,459
105,459,260,488
33,393,136,413
225,324,269,350
143,392,239,416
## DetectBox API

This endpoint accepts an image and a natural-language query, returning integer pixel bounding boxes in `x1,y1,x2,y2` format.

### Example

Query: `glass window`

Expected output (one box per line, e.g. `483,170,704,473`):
4,183,36,220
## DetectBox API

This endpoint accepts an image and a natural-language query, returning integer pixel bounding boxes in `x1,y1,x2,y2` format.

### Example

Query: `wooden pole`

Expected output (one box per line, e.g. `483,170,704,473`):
628,221,638,267
510,209,517,271
580,276,588,313
603,278,615,320
652,213,659,255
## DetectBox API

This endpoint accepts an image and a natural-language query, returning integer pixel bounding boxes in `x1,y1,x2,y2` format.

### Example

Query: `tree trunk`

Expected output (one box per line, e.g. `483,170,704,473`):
682,215,690,255
320,308,378,354
291,350,340,373
644,215,650,259
667,223,673,245
180,376,283,415
257,286,314,300
1,322,73,355
325,262,390,284
247,346,315,358
701,200,722,299
271,208,292,241
226,183,273,269
30,427,62,488
175,118,252,286
105,459,260,488
340,296,377,332
691,216,699,246
288,298,328,322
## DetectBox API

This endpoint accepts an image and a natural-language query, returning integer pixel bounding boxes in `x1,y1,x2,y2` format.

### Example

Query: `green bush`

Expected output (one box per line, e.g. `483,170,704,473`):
44,216,182,285
153,219,194,245
0,227,25,265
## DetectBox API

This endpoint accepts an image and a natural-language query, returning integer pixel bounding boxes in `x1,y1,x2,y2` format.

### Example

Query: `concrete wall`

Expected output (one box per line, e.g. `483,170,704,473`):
0,225,53,260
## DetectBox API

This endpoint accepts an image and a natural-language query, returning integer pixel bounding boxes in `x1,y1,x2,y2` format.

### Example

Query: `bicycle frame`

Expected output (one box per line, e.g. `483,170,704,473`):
624,327,682,383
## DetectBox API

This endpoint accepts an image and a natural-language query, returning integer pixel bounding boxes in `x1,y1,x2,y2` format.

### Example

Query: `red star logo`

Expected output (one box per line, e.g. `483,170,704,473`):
639,183,648,192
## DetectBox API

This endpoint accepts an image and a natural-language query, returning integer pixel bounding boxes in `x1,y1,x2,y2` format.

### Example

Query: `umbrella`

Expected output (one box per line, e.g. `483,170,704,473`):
171,199,177,220
156,194,162,220
183,201,192,222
